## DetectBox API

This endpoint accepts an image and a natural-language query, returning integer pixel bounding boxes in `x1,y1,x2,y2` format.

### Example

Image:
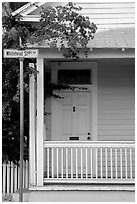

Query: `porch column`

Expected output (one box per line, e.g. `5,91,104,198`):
36,57,44,186
29,63,36,186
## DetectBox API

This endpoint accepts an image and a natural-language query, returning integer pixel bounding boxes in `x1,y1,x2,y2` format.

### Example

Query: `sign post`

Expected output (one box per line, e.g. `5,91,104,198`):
4,49,38,202
19,58,24,202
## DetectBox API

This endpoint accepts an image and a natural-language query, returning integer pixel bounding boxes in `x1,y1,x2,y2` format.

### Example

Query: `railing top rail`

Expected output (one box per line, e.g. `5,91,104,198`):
43,141,135,148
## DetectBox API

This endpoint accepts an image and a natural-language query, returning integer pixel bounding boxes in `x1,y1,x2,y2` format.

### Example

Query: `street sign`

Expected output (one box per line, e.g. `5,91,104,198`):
4,49,38,58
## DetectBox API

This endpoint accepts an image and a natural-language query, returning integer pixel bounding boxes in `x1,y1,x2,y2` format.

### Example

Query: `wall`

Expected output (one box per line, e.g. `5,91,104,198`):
98,58,135,141
44,59,135,142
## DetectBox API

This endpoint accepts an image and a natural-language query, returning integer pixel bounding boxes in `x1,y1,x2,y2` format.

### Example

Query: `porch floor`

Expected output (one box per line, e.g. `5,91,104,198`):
30,183,135,191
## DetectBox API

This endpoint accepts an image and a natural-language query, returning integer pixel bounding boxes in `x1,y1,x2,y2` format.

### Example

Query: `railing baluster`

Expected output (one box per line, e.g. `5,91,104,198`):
105,148,107,179
91,148,92,179
86,147,88,179
96,147,98,179
130,148,132,179
43,142,134,183
76,148,78,179
125,148,127,179
115,148,117,179
120,148,122,179
52,148,54,178
66,148,68,179
61,148,63,178
71,148,73,179
81,147,83,179
56,148,58,179
101,147,102,179
110,148,113,179
47,148,49,179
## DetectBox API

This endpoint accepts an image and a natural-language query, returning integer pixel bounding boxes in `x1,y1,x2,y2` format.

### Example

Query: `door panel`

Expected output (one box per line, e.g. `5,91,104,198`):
58,91,91,141
74,92,90,141
62,108,72,140
75,109,87,134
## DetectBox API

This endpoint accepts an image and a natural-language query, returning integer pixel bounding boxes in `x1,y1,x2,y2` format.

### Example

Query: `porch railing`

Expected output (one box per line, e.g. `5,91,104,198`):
43,141,135,183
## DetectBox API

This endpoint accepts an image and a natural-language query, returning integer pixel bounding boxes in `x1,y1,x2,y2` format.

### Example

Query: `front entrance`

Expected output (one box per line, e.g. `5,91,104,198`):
56,91,91,141
51,61,97,142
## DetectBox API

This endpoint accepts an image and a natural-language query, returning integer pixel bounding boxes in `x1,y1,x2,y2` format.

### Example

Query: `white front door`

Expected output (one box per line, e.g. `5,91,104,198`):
56,91,91,141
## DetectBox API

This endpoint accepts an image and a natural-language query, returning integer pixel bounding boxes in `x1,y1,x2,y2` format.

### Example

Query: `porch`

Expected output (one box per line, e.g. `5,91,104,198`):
43,141,135,184
29,58,135,187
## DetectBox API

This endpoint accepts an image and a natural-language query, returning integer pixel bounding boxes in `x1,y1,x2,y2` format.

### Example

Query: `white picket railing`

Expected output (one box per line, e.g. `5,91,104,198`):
43,141,135,183
2,160,29,196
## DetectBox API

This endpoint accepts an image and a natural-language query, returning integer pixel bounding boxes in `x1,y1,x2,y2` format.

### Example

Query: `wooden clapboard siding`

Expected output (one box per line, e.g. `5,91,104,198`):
98,59,135,141
30,1,135,29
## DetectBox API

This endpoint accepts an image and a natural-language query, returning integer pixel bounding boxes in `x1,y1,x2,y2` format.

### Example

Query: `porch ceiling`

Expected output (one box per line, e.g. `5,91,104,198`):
27,27,135,49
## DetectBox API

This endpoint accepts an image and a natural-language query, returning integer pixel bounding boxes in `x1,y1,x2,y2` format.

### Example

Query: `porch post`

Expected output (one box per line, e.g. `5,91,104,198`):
29,63,36,186
36,57,44,186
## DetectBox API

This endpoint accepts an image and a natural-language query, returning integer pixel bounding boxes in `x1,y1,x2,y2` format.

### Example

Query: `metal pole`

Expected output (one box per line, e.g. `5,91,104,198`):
19,58,24,202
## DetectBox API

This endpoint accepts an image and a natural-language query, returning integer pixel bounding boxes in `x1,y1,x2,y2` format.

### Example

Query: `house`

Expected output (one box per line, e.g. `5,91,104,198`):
12,1,135,202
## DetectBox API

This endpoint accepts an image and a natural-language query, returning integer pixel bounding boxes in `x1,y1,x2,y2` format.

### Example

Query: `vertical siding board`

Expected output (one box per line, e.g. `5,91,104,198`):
2,160,29,197
26,160,29,188
6,161,10,195
3,163,6,196
17,162,19,190
14,164,17,192
10,162,14,194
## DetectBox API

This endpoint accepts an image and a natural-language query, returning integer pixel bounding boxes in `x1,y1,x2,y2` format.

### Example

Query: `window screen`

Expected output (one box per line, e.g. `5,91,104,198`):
58,69,91,84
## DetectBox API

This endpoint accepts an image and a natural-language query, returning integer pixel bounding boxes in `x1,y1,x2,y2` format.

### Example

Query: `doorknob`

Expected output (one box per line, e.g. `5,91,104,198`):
73,107,75,112
87,132,90,140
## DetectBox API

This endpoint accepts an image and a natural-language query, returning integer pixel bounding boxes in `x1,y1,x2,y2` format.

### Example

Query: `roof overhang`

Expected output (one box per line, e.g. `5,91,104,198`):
34,47,135,59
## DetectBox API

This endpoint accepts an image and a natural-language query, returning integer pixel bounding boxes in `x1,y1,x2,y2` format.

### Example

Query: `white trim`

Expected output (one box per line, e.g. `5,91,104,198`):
43,141,135,148
12,2,45,17
43,179,135,184
29,63,36,186
12,3,32,16
92,63,98,141
18,15,41,22
31,49,135,58
51,61,97,141
36,57,44,186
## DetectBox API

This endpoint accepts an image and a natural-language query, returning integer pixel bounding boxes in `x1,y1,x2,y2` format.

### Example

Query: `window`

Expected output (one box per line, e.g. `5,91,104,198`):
58,69,91,85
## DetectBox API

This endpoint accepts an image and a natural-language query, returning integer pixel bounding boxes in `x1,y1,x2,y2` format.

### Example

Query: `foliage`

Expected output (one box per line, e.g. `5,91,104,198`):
27,2,97,59
2,2,97,162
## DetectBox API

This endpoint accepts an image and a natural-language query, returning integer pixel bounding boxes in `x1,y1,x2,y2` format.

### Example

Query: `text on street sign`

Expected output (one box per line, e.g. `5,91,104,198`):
4,49,38,58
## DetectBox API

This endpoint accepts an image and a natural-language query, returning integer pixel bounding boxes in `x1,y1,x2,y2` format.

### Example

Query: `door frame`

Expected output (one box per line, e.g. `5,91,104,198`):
51,61,98,141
